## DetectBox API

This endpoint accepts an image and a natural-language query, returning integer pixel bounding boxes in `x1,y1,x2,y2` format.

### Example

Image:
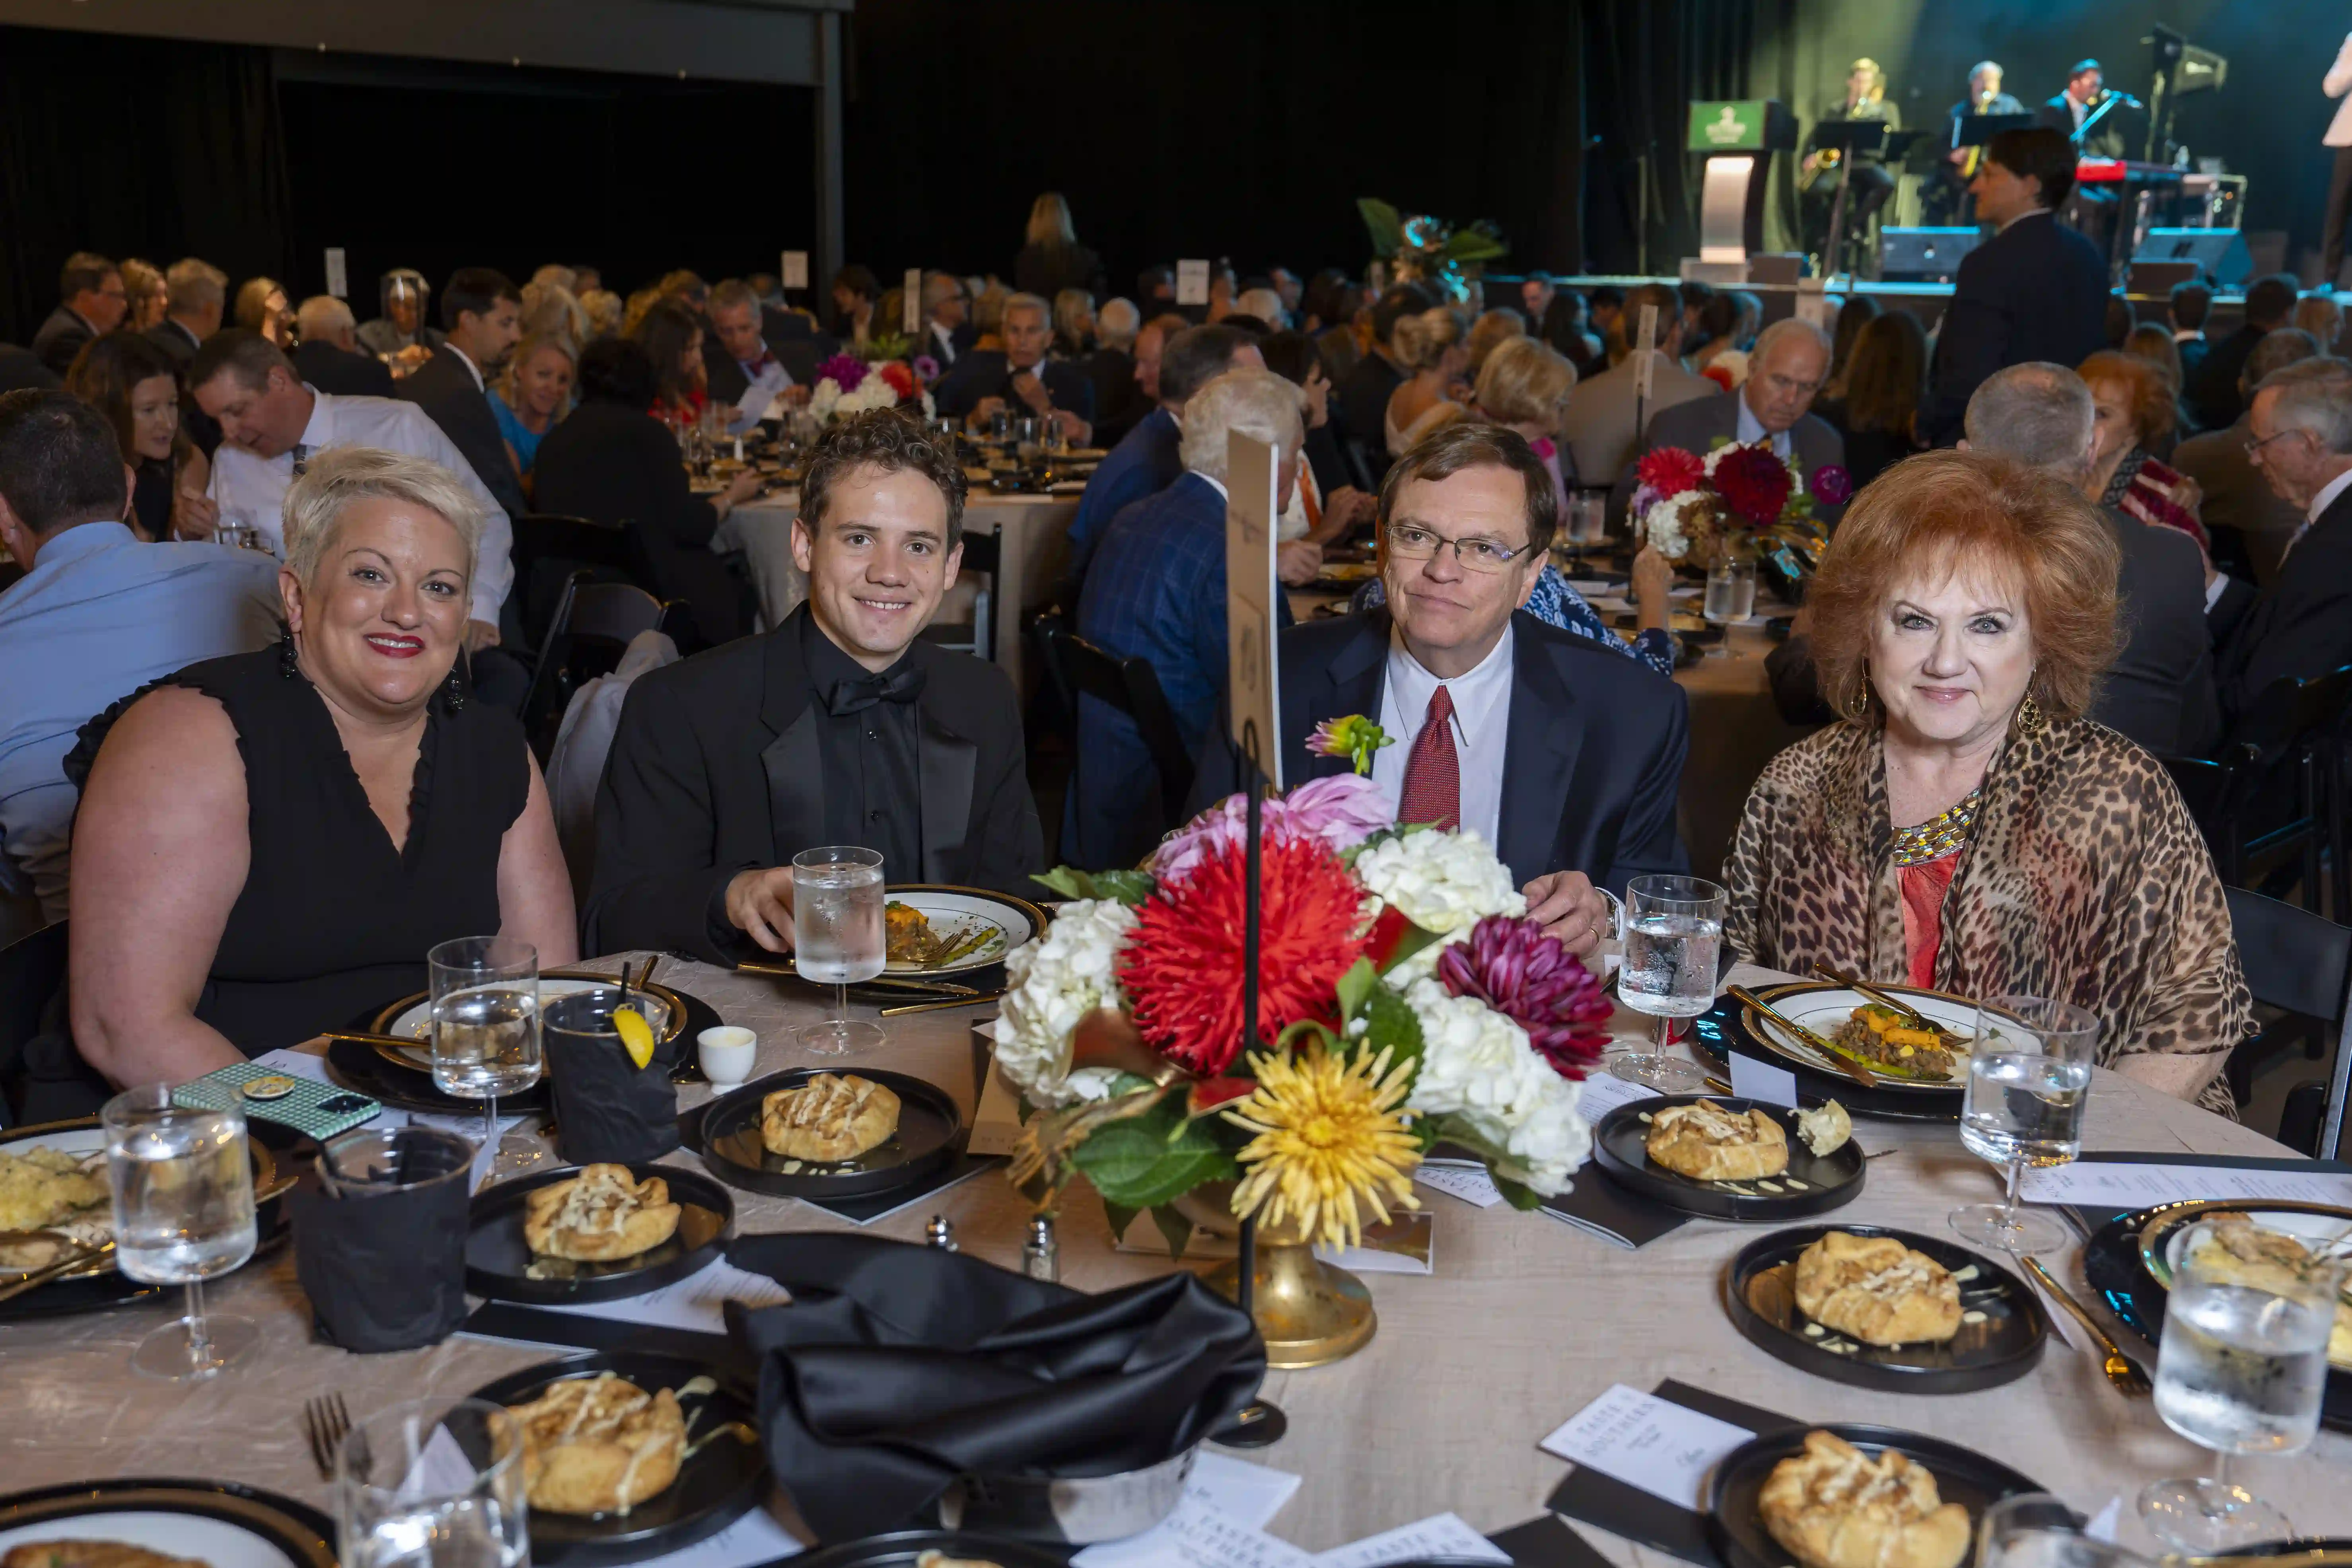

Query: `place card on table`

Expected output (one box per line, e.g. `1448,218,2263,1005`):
1542,1379,1800,1566
1074,1452,1303,1568
2019,1151,2352,1211
782,251,809,290
458,1253,794,1354
1313,1512,1509,1568
1415,1159,1505,1209
1727,1050,1798,1108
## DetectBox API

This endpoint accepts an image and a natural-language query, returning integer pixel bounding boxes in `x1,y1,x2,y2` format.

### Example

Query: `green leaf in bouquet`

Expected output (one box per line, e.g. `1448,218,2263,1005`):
1103,1200,1139,1247
1377,921,1443,976
1358,197,1404,257
1491,1172,1545,1211
1333,957,1379,1023
1031,866,1157,905
1072,1091,1239,1210
1151,1204,1196,1261
1351,982,1426,1073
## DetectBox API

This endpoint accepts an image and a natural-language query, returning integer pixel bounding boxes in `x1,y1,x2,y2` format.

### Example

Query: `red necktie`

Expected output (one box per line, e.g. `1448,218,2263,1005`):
1397,686,1460,831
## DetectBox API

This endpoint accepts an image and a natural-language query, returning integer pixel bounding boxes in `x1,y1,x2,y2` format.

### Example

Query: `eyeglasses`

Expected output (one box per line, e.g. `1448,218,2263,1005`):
1384,520,1528,574
2244,428,2303,458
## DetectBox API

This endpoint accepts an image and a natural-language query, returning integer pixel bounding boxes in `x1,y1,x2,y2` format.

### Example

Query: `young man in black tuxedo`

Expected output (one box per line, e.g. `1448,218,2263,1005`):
395,268,527,523
586,410,1043,962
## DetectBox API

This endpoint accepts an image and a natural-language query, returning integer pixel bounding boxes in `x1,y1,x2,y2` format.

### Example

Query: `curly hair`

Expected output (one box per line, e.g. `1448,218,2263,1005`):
2078,349,2177,450
800,409,969,551
1808,451,2120,723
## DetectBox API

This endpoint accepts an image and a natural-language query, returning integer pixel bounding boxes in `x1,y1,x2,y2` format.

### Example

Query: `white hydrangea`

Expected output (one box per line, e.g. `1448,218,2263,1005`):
1642,496,1693,561
1401,978,1591,1195
993,898,1138,1108
1702,441,1733,476
1354,828,1523,983
807,373,912,424
1709,349,1750,387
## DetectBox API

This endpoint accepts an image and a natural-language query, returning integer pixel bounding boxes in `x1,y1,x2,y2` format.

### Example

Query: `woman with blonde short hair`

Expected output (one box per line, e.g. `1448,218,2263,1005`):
1384,307,1470,457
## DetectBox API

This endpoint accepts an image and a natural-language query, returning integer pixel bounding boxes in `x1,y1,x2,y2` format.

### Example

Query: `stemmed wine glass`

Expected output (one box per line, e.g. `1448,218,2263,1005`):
1948,994,2096,1253
2138,1218,2343,1552
794,845,886,1056
428,936,543,1179
101,1084,259,1380
1607,874,1723,1093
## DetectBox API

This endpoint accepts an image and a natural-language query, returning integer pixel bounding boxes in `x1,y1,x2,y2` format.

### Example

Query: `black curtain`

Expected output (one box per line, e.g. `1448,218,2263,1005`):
0,23,295,346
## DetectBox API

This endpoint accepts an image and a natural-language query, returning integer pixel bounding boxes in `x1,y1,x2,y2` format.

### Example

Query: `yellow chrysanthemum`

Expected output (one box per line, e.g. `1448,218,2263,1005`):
1222,1043,1423,1249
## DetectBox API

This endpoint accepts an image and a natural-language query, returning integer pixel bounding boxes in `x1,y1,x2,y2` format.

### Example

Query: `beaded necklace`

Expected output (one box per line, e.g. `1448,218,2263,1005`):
1891,787,1981,867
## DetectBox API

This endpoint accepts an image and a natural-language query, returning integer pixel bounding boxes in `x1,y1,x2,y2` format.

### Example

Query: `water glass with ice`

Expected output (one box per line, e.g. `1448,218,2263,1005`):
428,936,542,1177
1607,874,1725,1093
2138,1219,2343,1551
337,1397,530,1568
1704,556,1756,632
1947,994,2096,1254
101,1083,259,1379
794,845,886,1056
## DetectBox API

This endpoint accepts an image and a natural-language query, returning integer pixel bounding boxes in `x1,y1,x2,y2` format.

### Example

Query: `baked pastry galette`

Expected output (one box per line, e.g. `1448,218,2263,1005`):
524,1164,681,1261
762,1073,901,1161
1759,1430,1971,1568
1644,1099,1789,1182
509,1373,685,1516
1792,1231,1963,1346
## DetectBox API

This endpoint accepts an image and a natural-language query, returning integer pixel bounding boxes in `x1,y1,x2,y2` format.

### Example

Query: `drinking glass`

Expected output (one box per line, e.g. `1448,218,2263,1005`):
1979,1494,2157,1568
1607,875,1724,1093
1948,994,2096,1253
794,845,886,1055
101,1084,259,1380
2138,1219,2343,1552
337,1397,529,1568
1014,416,1043,464
1566,490,1609,551
428,936,543,1177
1704,556,1757,656
988,408,1013,443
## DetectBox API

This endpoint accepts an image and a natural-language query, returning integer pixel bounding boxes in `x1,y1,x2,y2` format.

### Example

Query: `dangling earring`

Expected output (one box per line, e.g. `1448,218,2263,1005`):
444,665,467,712
2014,667,2045,738
1845,670,1874,724
277,625,298,679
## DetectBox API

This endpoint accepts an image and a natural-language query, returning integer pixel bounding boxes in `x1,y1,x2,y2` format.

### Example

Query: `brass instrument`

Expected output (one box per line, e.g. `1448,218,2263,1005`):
1957,88,1998,177
1798,146,1842,193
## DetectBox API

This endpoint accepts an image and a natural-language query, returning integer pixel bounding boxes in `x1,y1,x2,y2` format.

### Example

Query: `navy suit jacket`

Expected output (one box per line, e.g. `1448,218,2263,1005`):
931,350,1095,423
1190,609,1691,893
1066,407,1181,586
1922,212,2109,446
30,307,94,377
397,348,527,519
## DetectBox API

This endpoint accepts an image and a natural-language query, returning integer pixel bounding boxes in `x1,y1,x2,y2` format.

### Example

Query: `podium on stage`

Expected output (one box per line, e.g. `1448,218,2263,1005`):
1685,99,1797,280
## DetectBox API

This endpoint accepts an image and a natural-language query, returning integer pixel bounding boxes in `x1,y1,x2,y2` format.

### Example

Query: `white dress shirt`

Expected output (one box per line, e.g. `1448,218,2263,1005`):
207,387,514,627
1372,622,1514,848
446,343,485,392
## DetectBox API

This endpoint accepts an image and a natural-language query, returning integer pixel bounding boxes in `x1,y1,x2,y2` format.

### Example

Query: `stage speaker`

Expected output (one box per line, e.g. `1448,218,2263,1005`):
2128,260,2202,297
1881,227,1985,283
2132,228,2251,286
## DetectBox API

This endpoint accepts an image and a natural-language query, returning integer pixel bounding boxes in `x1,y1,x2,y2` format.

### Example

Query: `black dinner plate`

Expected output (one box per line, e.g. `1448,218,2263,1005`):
791,1530,1070,1568
467,1350,766,1566
0,1477,336,1568
2082,1202,2352,1433
1591,1094,1865,1221
697,1068,961,1201
1685,995,1960,1123
326,1033,552,1116
1724,1224,2047,1393
0,1119,288,1323
1706,1424,2046,1568
465,1161,734,1304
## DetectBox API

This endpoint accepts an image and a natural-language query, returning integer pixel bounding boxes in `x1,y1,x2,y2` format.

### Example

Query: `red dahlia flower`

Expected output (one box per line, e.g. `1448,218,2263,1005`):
1712,444,1796,525
1435,915,1611,1080
1120,834,1370,1076
877,360,917,401
1636,446,1706,498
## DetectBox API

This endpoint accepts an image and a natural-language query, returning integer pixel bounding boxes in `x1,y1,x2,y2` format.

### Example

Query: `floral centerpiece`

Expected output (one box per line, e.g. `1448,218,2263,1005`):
807,351,936,424
998,758,1607,1269
1632,440,1852,572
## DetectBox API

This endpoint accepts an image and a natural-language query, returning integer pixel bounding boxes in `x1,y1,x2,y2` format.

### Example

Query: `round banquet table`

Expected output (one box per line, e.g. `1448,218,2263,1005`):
5,956,2343,1553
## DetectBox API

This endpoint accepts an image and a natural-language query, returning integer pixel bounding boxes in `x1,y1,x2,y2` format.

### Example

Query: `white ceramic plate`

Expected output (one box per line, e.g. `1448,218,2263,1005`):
1740,983,1979,1092
0,1510,301,1568
881,886,1044,973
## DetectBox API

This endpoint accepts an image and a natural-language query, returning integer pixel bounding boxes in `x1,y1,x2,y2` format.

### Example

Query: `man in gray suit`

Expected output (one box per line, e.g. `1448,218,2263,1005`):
1611,317,1844,527
1563,281,1719,497
2172,327,2321,588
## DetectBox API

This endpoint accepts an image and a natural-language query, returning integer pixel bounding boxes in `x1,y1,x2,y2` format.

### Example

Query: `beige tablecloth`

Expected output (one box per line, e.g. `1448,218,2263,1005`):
716,489,1079,693
6,956,2343,1551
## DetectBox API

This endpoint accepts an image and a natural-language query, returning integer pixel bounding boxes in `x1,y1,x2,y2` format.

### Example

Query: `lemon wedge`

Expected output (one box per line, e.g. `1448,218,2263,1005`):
613,1006,656,1069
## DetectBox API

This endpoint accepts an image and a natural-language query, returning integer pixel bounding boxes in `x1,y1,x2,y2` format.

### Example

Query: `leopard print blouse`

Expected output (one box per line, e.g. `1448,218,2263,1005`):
1722,716,2251,1117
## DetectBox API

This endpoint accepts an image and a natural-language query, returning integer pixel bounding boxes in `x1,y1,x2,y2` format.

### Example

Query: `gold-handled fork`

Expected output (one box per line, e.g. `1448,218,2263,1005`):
302,1390,353,1480
2019,1253,2152,1397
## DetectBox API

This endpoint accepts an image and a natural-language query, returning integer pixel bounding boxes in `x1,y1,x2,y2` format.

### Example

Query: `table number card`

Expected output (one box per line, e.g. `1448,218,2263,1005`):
1177,259,1212,305
903,267,923,335
782,251,809,290
1225,430,1282,790
1540,1382,1755,1511
1728,1050,1798,1107
324,247,348,299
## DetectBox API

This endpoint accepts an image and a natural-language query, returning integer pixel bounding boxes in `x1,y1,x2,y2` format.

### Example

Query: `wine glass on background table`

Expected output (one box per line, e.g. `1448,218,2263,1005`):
428,936,543,1178
1948,994,2095,1253
101,1084,259,1380
337,1397,529,1568
1607,874,1722,1093
2138,1218,2342,1552
794,845,886,1056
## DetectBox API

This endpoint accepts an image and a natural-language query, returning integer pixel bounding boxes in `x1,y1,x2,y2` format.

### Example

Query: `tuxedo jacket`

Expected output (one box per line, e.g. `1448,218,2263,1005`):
1922,212,2109,445
584,607,1044,963
397,348,528,519
1191,608,1690,892
293,340,396,399
931,351,1095,423
2217,487,2352,722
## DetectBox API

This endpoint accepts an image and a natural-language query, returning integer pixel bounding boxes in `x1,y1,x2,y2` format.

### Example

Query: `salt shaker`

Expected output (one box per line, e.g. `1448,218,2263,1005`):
1022,1213,1059,1283
924,1214,958,1252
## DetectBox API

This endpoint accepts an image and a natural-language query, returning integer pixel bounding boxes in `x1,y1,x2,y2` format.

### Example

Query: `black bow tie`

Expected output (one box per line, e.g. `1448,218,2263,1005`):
826,665,927,716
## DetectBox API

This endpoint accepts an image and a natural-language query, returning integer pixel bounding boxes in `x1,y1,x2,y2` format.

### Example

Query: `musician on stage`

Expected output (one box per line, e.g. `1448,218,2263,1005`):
2037,59,2134,255
1801,58,1901,275
1923,61,2025,226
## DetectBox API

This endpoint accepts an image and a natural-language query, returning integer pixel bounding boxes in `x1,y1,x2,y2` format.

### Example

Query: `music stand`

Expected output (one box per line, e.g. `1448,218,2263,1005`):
1810,119,1886,285
1951,111,2036,154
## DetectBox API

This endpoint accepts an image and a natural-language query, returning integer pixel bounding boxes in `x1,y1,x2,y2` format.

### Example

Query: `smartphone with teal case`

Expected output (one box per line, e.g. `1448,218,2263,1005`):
173,1061,383,1141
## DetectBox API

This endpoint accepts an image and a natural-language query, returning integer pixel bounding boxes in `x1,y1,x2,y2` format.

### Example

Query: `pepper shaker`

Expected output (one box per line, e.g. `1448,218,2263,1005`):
924,1214,958,1252
1022,1213,1059,1283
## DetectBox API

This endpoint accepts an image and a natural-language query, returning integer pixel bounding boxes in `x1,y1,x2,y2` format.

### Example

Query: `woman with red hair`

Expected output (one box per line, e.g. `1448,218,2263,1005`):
2080,349,2206,547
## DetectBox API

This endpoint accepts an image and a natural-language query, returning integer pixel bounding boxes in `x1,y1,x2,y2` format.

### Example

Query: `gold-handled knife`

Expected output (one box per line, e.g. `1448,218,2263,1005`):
1726,984,1878,1087
1809,961,1971,1051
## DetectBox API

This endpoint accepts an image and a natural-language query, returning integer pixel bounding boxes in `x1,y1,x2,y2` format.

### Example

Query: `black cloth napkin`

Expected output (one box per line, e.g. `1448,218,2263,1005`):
290,1169,470,1352
726,1231,1264,1542
544,1032,681,1165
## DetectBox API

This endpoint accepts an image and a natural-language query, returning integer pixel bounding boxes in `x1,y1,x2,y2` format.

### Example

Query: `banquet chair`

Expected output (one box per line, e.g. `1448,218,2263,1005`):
2158,745,2262,885
926,525,1001,662
511,512,647,652
2217,666,2352,913
520,576,690,760
2224,887,2352,1156
0,919,67,1128
1038,623,1194,837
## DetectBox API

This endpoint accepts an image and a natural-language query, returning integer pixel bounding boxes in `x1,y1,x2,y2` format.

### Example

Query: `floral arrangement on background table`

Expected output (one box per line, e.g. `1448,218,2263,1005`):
996,732,1605,1309
808,351,938,424
1634,440,1852,601
1357,198,1507,306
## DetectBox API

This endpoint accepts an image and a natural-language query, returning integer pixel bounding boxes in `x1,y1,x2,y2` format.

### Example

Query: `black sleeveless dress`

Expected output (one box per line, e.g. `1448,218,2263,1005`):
77,647,531,1055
